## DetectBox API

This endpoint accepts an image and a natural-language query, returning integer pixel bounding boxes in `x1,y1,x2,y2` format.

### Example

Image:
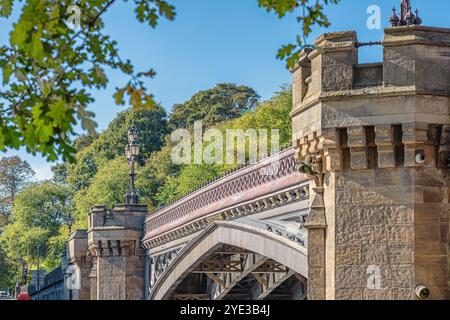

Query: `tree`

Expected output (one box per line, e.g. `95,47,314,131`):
0,156,35,224
154,87,292,208
74,157,159,219
51,162,69,185
0,0,338,161
0,182,72,270
0,246,15,289
94,106,169,163
169,83,259,130
66,107,169,192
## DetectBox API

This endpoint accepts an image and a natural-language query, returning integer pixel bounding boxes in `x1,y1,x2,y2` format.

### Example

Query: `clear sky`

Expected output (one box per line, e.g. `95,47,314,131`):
1,0,449,180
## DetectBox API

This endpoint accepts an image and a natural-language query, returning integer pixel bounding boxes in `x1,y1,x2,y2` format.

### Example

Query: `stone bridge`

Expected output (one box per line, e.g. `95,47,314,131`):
62,25,450,301
142,147,310,300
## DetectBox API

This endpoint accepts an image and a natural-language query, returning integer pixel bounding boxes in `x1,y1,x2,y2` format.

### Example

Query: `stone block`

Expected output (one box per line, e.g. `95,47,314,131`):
336,171,375,189
362,244,388,265
308,228,325,246
335,265,366,288
335,288,363,300
336,246,362,266
374,169,402,186
308,287,325,300
392,288,413,300
336,223,362,245
386,225,414,243
423,187,445,203
363,288,393,300
386,205,413,224
427,264,448,286
388,243,413,264
308,245,325,267
415,223,441,243
383,265,414,289
308,267,325,288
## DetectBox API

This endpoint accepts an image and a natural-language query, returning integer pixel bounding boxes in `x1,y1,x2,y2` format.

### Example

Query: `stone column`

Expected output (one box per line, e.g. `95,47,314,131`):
65,230,90,300
87,204,148,300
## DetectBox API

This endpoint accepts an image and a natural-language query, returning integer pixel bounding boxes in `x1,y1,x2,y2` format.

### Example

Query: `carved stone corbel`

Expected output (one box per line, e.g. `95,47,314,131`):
297,154,324,187
295,131,327,229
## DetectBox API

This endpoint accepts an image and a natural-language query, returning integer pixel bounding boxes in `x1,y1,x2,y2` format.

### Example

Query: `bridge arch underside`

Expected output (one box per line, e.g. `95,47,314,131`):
150,221,308,301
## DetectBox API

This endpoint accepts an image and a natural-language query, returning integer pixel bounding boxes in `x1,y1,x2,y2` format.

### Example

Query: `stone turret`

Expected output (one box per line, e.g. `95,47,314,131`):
291,26,450,300
87,204,148,300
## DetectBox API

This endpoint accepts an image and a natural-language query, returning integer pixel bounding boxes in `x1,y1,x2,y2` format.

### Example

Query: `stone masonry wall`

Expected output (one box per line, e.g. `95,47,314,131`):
333,167,448,300
292,26,450,300
97,255,127,300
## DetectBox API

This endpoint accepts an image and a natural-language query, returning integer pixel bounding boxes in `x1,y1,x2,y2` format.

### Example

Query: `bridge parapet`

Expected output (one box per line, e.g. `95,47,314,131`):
143,147,310,250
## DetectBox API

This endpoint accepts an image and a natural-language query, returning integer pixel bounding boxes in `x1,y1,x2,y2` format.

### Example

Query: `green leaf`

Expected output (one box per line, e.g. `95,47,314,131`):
30,31,45,63
2,63,12,85
0,0,13,17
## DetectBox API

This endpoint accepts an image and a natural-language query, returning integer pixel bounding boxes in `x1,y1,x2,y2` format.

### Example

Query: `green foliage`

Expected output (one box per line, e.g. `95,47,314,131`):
74,157,129,221
73,134,98,152
259,0,341,68
67,107,168,192
0,156,36,224
0,0,335,160
0,0,176,161
154,87,292,208
95,106,169,163
0,246,15,289
168,83,260,130
51,162,69,185
74,156,162,219
0,182,72,270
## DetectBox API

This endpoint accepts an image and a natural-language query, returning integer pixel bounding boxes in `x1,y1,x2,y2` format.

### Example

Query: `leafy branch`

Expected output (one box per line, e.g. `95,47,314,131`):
258,0,340,68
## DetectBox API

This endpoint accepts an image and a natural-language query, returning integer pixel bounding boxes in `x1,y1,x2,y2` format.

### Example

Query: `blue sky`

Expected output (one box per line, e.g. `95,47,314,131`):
1,0,449,180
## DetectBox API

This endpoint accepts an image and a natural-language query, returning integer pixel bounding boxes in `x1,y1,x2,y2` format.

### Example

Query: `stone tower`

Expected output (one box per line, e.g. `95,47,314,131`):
87,204,147,300
291,26,450,299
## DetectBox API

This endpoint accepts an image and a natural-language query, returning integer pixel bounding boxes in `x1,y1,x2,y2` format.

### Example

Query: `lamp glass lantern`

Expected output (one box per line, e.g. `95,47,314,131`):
66,215,74,233
125,144,131,160
130,139,140,157
128,124,138,145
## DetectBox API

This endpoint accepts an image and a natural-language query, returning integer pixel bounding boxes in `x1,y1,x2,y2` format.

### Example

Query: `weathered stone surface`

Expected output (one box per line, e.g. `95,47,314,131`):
335,265,366,289
335,288,363,300
291,24,450,301
363,288,393,300
336,246,362,265
363,244,388,265
388,243,413,264
85,205,147,300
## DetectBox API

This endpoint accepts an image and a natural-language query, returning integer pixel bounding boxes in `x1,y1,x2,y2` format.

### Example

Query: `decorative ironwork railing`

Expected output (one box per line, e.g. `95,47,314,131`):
143,147,308,242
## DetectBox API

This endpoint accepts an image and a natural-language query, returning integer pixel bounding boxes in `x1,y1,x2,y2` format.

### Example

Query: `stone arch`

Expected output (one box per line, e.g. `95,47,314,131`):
150,221,308,300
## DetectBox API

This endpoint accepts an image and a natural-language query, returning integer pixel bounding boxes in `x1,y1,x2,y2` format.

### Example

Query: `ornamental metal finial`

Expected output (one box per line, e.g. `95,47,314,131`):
390,0,423,27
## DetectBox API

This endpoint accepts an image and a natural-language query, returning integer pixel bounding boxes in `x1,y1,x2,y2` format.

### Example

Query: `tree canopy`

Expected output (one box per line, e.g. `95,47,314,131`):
0,156,35,225
0,181,72,271
168,83,260,130
66,107,168,192
0,83,293,288
0,0,338,161
154,86,292,206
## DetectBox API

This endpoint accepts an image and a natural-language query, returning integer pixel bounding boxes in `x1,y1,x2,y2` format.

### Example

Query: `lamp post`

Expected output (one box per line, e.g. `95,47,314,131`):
125,120,140,205
66,214,74,237
36,240,41,300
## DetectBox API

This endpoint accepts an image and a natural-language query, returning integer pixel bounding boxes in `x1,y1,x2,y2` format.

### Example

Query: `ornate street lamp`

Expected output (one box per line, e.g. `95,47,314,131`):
66,214,74,236
36,240,41,300
125,120,140,205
